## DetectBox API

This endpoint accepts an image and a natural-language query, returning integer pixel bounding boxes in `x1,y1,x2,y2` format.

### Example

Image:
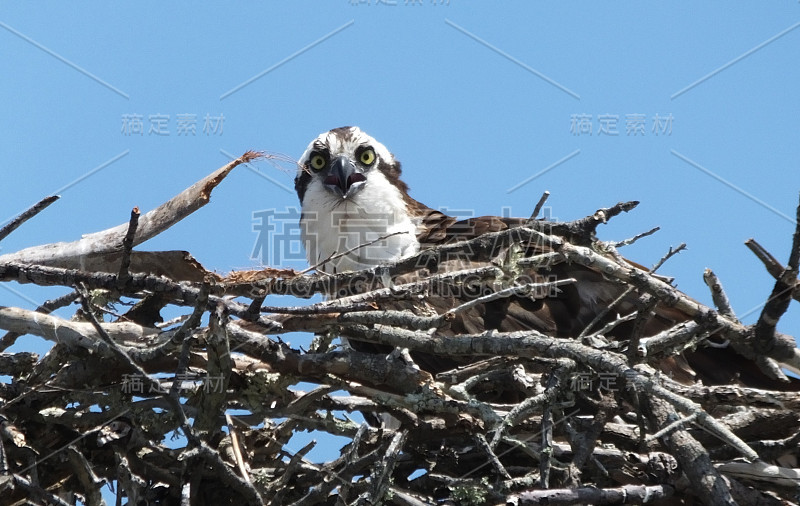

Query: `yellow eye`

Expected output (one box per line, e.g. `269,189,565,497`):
359,148,376,166
309,154,326,171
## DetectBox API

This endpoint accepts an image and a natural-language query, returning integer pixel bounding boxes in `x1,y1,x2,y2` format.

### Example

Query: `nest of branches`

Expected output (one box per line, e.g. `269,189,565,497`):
1,153,800,505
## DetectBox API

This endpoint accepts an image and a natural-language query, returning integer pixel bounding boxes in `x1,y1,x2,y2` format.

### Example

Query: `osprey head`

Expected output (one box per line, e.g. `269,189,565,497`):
294,127,422,274
295,126,407,203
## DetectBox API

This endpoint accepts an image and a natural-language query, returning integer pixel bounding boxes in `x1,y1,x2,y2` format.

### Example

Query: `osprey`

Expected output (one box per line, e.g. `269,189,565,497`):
295,126,794,388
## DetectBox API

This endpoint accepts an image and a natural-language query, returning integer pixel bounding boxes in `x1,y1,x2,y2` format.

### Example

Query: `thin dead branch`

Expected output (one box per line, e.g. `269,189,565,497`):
0,195,59,243
0,151,259,269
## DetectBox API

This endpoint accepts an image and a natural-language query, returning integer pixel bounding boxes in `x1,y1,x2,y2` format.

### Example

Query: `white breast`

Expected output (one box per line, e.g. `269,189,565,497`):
300,172,420,274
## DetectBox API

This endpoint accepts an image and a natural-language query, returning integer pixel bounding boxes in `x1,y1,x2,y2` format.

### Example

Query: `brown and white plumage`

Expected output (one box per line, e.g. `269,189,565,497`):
295,126,796,389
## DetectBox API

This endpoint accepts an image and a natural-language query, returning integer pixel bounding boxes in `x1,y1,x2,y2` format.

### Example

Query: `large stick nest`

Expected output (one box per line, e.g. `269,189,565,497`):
1,153,800,505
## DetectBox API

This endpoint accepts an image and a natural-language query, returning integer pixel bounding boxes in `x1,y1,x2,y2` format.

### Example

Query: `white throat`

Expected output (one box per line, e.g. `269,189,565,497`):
300,172,420,274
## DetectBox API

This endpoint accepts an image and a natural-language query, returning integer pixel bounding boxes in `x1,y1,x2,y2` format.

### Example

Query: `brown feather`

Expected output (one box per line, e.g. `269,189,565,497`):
367,210,800,391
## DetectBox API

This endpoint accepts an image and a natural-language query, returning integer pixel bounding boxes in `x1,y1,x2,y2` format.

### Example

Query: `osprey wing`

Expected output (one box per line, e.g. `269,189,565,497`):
370,212,799,390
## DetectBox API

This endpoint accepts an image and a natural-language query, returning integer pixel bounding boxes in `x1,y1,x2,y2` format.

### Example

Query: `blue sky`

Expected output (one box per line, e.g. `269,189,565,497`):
2,0,800,487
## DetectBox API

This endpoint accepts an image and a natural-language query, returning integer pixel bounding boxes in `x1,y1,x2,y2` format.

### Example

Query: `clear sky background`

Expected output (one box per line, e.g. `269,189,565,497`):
2,0,800,489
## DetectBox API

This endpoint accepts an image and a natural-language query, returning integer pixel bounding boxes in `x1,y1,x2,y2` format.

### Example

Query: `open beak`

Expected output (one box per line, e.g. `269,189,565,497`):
324,156,366,198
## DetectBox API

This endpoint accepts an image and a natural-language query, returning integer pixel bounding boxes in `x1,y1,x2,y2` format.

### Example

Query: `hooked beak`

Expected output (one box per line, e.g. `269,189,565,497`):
324,156,366,198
